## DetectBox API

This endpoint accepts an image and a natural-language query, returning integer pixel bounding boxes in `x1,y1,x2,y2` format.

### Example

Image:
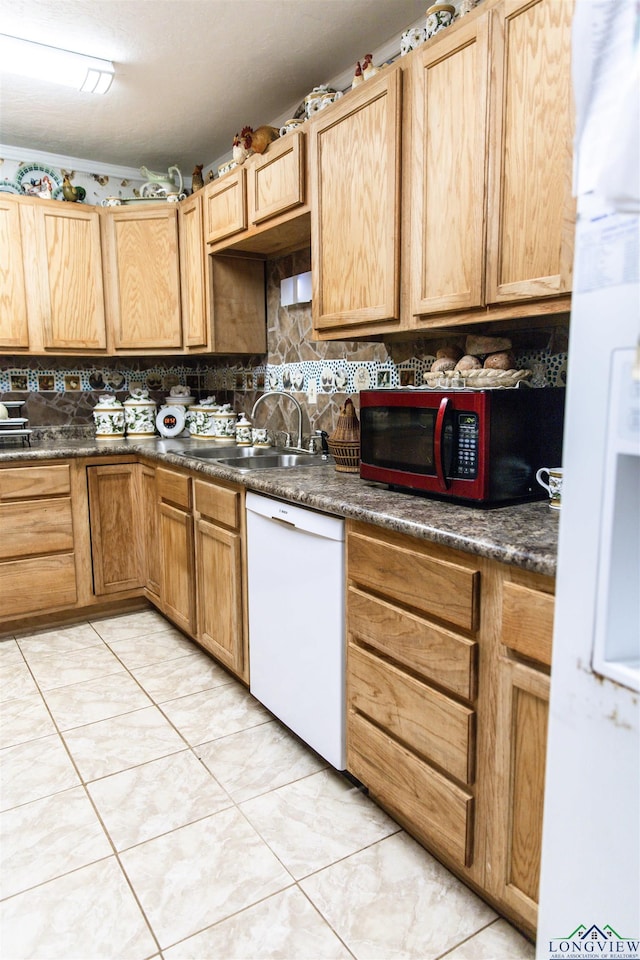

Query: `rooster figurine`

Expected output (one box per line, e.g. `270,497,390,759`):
62,176,86,203
191,164,204,192
362,53,378,81
233,125,280,163
352,61,364,88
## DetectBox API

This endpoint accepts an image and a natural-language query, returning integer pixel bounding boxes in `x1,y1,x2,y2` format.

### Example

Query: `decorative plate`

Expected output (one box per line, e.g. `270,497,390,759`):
15,164,62,198
0,179,21,194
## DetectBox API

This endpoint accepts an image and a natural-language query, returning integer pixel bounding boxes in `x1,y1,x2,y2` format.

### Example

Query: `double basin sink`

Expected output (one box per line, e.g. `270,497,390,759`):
155,439,330,472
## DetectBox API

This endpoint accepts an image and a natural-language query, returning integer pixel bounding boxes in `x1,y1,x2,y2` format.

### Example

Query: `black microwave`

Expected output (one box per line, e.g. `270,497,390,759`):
359,387,565,506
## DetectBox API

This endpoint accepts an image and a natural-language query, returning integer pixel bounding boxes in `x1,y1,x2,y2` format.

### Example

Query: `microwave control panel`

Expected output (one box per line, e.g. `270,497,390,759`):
455,413,479,478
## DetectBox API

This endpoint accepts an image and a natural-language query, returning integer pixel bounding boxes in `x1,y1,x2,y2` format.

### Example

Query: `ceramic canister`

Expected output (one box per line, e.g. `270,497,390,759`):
93,395,125,437
187,398,220,438
209,403,238,440
123,389,157,436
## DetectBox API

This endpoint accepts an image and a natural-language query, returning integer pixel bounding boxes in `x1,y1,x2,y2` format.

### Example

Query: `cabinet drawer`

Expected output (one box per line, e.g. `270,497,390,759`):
348,528,480,631
0,463,71,500
0,554,77,617
349,643,475,783
194,479,240,529
0,499,74,560
348,711,474,867
502,581,554,667
157,467,191,510
348,585,476,701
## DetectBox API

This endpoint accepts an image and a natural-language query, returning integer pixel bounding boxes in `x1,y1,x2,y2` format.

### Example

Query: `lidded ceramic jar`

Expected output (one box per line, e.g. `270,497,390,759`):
209,403,238,441
235,415,252,445
93,395,125,437
187,397,220,438
123,389,157,436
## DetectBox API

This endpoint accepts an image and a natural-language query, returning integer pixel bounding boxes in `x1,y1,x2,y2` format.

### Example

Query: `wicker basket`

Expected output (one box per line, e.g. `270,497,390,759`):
328,398,360,473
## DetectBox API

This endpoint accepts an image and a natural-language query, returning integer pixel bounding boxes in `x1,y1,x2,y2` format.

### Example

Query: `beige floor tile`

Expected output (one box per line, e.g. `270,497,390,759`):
62,705,186,781
0,856,158,960
198,718,327,802
42,672,152,731
240,768,400,880
16,622,104,656
159,683,271,746
25,644,127,692
300,831,497,960
163,886,353,960
88,749,232,850
120,807,293,949
0,692,57,748
0,639,24,665
443,918,535,959
90,608,179,643
130,649,234,702
0,734,80,811
0,785,112,900
0,659,39,703
107,629,198,670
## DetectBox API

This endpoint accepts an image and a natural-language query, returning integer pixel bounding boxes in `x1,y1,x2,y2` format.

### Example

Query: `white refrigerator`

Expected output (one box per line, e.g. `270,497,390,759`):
536,2,640,958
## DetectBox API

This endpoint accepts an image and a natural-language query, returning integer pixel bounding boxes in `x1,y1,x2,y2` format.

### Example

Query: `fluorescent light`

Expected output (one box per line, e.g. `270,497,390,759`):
280,271,312,306
0,34,114,94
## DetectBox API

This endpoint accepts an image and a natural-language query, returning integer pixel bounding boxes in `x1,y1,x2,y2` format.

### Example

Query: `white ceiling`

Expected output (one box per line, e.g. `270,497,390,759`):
0,0,426,175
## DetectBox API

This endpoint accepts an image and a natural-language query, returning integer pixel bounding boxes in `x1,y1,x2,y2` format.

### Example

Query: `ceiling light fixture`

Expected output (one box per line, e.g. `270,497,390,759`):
0,34,115,94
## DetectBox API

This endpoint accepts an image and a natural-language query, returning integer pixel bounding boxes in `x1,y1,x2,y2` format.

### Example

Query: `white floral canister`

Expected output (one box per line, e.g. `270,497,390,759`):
210,403,238,441
92,395,125,437
187,397,220,438
235,415,252,445
124,389,157,436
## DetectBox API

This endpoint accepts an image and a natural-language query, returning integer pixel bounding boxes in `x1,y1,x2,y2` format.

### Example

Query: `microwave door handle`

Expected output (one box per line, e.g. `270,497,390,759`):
434,397,450,491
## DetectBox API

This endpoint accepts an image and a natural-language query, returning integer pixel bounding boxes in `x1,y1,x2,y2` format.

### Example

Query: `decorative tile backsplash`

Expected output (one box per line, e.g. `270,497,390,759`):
0,245,568,435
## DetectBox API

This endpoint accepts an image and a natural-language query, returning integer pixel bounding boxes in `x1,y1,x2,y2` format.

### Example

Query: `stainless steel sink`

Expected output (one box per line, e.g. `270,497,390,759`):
165,441,329,470
214,453,326,471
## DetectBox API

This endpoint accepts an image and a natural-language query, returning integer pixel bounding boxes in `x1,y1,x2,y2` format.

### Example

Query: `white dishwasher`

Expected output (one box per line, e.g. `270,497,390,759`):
246,491,346,769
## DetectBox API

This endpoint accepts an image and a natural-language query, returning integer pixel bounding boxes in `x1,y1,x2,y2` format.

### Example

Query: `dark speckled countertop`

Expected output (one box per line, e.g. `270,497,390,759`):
0,436,560,576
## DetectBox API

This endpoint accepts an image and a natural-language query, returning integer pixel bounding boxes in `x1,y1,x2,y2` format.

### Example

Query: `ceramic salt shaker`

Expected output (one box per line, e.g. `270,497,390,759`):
235,415,252,445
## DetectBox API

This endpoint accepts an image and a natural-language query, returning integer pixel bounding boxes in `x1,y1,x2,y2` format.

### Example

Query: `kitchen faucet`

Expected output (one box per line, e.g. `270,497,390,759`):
250,391,304,451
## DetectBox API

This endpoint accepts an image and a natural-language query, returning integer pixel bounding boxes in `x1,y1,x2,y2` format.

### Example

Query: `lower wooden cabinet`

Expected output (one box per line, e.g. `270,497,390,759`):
87,462,143,595
157,466,196,636
345,519,554,938
194,478,247,682
139,462,161,599
0,463,78,618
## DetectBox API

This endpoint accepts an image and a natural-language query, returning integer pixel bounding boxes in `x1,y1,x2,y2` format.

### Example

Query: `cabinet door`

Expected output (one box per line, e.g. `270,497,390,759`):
29,201,107,350
104,205,182,350
410,14,490,316
310,66,402,334
87,463,143,595
195,516,244,677
159,501,195,635
0,197,30,349
203,167,247,244
493,657,549,933
486,0,574,302
178,193,209,350
140,463,161,599
248,131,305,226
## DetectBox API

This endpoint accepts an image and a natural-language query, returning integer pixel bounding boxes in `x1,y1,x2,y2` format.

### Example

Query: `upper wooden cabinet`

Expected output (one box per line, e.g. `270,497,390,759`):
1,195,107,352
486,0,574,304
102,203,182,352
309,66,402,336
409,13,490,317
178,192,209,350
203,131,309,256
0,196,30,350
310,0,574,340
